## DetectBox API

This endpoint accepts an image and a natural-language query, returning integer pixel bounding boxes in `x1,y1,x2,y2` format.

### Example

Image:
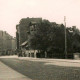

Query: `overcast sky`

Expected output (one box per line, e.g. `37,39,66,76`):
0,0,80,37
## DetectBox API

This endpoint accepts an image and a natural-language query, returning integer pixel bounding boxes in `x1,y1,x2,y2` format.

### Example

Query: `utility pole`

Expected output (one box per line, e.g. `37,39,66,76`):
64,16,67,59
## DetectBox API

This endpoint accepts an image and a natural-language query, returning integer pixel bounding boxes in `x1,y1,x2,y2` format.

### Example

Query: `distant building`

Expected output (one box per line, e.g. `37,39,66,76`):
16,17,42,49
0,30,16,55
16,17,42,57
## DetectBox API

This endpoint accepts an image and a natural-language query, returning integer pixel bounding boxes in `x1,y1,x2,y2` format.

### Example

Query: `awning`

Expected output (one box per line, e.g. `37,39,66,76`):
25,45,29,48
20,41,28,46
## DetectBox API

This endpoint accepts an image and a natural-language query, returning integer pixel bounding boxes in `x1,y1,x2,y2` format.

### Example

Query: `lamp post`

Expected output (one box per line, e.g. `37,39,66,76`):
64,16,67,59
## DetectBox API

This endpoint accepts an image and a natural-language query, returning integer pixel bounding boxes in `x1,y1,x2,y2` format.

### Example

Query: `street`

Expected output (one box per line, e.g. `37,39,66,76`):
0,57,80,80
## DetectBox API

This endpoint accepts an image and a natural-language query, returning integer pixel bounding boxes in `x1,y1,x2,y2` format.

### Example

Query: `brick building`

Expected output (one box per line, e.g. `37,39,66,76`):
16,17,42,57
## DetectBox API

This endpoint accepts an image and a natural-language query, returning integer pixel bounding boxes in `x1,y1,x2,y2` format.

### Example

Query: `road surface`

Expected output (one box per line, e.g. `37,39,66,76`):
0,57,80,80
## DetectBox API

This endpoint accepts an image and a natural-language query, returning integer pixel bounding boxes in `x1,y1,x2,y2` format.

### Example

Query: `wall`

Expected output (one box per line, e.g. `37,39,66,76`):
0,30,16,55
16,17,42,50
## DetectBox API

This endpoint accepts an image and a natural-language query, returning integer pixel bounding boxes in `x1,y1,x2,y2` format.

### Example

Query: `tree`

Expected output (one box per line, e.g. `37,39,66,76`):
29,20,52,56
29,20,66,58
28,18,80,58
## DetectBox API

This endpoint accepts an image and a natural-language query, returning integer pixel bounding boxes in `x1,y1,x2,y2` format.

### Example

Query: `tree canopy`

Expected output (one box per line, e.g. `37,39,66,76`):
29,19,80,57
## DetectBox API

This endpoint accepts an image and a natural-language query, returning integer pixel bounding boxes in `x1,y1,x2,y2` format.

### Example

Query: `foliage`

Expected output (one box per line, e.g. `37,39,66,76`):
29,19,80,55
18,18,80,58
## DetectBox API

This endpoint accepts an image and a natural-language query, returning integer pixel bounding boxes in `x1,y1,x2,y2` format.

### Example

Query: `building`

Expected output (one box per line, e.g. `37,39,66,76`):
16,17,42,57
0,30,16,55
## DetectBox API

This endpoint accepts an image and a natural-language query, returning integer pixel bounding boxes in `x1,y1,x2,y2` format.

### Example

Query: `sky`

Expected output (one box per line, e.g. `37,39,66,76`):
0,0,80,37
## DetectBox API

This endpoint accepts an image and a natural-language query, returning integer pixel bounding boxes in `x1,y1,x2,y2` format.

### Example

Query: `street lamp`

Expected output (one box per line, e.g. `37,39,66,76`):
64,16,67,59
64,16,73,59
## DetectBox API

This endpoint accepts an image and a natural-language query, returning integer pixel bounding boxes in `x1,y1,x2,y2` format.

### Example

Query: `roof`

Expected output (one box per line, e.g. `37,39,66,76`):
20,41,28,46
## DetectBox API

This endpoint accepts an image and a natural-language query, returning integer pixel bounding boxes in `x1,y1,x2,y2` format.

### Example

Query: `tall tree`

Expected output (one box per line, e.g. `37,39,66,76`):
29,20,51,52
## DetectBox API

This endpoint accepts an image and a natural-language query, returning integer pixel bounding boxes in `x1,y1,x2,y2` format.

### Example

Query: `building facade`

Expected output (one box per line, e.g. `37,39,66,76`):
16,17,42,57
0,31,16,55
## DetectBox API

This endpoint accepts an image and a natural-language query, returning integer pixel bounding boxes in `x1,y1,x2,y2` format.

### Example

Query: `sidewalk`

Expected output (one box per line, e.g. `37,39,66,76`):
0,61,32,80
18,57,80,63
0,55,18,58
1,55,80,63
